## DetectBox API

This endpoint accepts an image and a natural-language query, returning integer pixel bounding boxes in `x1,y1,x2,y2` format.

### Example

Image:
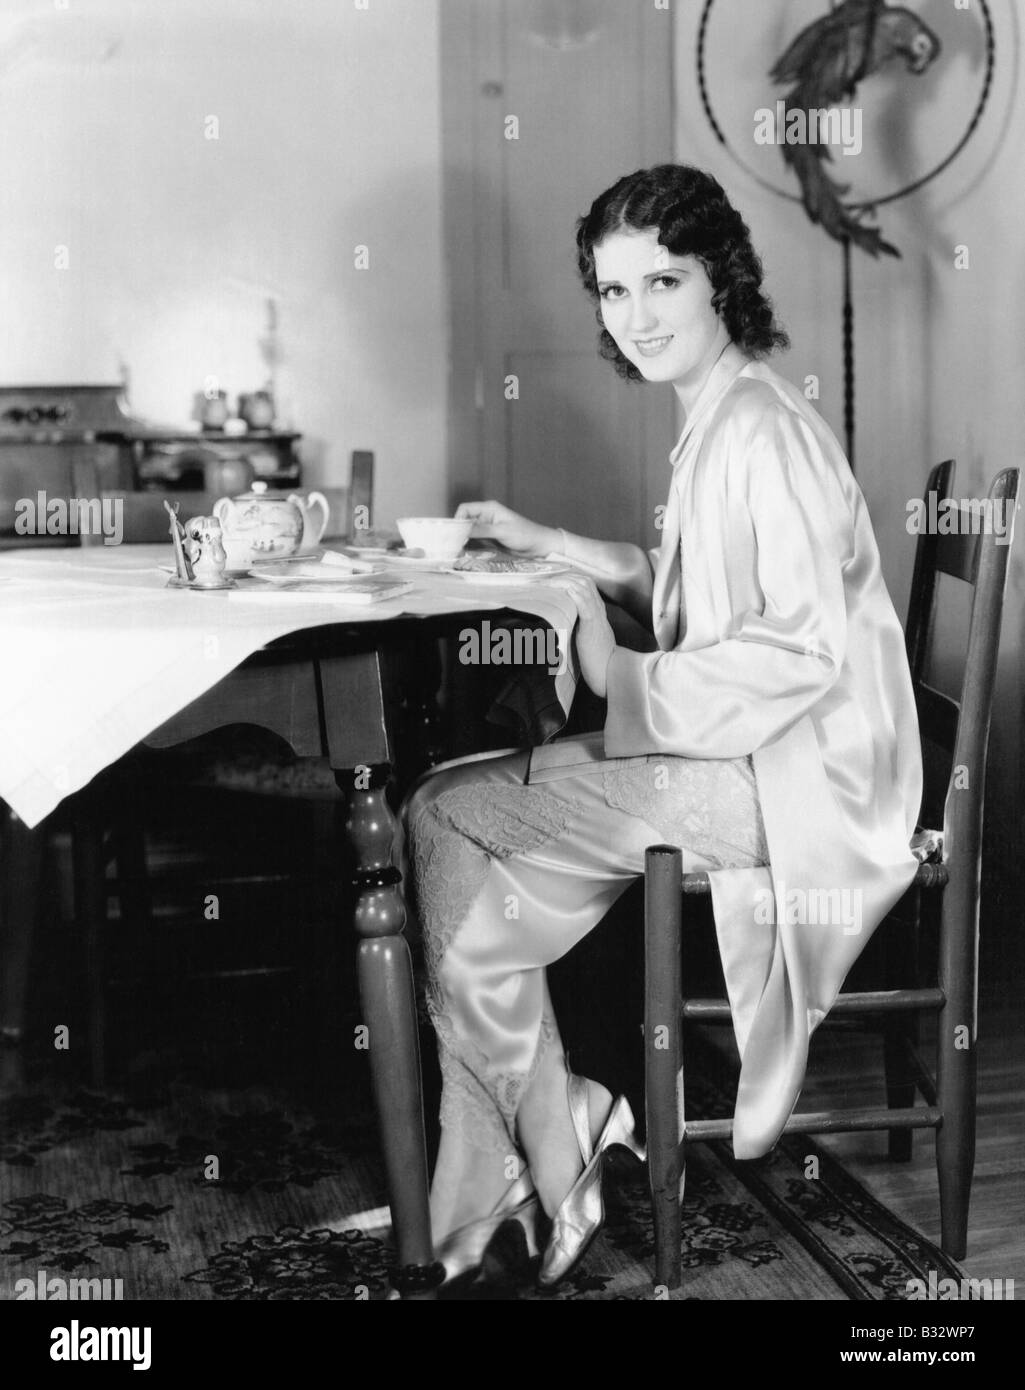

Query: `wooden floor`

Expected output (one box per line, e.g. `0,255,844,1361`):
796,1002,1024,1284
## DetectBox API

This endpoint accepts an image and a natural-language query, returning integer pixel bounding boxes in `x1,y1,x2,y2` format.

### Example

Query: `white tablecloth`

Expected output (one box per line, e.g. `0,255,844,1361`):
0,546,581,829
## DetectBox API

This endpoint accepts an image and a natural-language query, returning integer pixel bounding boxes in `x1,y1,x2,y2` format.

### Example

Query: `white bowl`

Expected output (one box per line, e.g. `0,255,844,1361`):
395,516,474,560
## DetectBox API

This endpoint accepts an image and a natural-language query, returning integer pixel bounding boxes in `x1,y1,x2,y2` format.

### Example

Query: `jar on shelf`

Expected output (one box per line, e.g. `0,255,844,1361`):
238,390,275,431
198,390,230,431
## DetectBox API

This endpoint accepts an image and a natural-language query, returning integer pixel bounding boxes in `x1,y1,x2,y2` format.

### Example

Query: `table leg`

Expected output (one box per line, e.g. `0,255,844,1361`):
342,765,444,1300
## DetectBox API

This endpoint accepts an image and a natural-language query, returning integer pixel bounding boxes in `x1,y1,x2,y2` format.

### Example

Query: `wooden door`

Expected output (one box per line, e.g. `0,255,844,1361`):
441,0,676,546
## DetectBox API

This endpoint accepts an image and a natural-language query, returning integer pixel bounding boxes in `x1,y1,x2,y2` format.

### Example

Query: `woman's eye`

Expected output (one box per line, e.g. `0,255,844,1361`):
651,275,680,290
599,285,626,301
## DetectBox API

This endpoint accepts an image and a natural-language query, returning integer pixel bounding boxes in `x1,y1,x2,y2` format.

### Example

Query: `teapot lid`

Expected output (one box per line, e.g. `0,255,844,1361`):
232,480,293,500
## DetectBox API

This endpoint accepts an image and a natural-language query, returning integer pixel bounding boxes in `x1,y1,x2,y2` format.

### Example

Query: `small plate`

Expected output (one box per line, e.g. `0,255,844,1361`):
373,550,461,571
251,550,322,564
337,544,400,560
445,560,571,584
159,563,249,579
158,557,317,579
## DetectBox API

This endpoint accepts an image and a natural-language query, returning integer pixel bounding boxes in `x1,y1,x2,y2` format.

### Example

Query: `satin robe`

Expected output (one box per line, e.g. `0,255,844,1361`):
596,349,923,1157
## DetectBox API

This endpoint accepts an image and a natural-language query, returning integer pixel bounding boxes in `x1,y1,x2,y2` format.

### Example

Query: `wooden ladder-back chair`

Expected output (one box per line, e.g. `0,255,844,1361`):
643,460,1019,1287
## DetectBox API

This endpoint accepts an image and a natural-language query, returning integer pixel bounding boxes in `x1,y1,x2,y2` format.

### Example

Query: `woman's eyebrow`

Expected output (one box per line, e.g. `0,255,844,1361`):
597,267,684,289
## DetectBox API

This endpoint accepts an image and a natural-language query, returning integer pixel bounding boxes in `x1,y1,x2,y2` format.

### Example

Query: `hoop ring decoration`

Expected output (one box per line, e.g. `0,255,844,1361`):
696,0,995,212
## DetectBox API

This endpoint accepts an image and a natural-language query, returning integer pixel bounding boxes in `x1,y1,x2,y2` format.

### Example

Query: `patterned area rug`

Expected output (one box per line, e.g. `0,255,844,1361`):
0,1067,971,1301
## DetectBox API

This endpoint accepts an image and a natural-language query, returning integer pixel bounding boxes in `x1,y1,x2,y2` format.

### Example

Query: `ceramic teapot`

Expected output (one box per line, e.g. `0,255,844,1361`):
213,482,330,569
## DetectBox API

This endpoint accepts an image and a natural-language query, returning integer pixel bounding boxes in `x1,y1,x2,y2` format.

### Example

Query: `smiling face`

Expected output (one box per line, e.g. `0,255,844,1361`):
593,227,733,405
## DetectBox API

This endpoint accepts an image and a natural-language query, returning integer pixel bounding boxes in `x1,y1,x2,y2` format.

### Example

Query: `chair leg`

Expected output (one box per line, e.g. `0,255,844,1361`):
0,806,45,1090
105,757,153,931
935,883,976,1260
109,815,151,931
72,811,108,1088
936,1055,976,1261
883,888,920,1161
644,845,684,1291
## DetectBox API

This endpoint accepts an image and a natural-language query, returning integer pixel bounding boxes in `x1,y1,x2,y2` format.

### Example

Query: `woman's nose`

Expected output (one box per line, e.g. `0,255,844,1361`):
628,293,658,334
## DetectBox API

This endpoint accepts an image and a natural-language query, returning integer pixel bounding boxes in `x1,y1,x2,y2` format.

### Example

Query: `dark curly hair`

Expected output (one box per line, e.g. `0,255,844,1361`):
576,164,789,381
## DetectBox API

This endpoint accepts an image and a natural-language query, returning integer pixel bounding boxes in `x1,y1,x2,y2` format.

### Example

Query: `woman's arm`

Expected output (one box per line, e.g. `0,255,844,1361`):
605,407,852,760
549,530,654,630
455,500,654,628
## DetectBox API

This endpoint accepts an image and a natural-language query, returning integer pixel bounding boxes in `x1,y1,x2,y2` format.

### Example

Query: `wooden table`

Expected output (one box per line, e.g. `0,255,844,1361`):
0,605,567,1301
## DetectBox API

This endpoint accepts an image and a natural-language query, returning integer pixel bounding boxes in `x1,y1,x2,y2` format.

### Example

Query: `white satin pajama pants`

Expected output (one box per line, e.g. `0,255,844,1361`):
402,735,767,1239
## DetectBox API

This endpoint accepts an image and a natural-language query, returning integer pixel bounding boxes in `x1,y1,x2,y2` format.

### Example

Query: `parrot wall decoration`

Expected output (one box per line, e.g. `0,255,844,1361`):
770,0,941,257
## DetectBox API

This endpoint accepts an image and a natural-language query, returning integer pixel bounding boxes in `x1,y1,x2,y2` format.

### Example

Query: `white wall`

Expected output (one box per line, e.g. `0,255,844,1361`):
0,0,447,526
675,1,1024,918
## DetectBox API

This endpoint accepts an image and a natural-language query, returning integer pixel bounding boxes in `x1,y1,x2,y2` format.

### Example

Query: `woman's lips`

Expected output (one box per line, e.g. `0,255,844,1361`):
634,334,673,358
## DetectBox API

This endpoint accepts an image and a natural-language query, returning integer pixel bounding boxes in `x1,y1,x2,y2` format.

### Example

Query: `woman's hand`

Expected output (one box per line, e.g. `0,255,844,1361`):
549,574,617,699
455,500,558,558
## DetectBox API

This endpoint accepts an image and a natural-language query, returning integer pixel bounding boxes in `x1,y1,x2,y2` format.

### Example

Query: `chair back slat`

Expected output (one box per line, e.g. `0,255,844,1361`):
945,468,1019,858
934,520,981,584
906,463,1019,873
904,459,954,684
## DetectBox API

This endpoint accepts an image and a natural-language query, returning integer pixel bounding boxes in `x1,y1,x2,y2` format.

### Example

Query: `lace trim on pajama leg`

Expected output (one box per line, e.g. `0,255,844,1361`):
409,783,580,1154
601,755,769,869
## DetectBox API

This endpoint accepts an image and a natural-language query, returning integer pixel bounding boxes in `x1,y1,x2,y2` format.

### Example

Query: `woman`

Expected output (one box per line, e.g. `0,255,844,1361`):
404,164,922,1288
